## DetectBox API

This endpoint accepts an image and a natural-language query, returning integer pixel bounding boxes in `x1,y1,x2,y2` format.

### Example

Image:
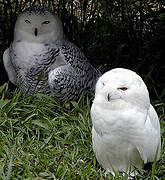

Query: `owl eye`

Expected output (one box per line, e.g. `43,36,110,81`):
102,82,105,86
118,87,128,91
42,21,50,24
25,19,31,24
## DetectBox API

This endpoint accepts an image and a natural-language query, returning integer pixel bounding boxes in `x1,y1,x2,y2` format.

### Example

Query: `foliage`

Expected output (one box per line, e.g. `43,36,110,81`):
0,84,165,179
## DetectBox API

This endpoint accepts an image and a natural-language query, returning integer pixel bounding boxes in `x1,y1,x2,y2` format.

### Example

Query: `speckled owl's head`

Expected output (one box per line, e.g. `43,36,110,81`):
14,6,63,43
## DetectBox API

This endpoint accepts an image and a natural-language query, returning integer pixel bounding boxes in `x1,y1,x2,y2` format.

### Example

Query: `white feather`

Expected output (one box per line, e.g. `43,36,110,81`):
3,48,16,84
91,68,161,175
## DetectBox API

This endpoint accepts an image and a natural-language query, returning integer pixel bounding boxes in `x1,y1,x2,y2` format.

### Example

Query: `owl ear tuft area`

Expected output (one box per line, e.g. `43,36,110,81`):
134,78,142,87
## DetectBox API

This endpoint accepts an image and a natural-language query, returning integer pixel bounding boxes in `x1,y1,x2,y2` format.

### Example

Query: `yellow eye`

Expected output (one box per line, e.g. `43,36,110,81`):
119,87,128,91
25,19,31,24
42,21,50,24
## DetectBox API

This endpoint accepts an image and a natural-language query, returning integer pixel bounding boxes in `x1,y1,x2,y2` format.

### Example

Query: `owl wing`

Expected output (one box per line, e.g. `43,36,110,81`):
146,105,161,161
48,64,85,101
136,104,161,163
148,105,161,135
48,40,101,101
3,48,17,85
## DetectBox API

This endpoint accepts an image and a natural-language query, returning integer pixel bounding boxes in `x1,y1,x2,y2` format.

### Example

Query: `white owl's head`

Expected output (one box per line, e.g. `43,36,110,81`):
94,68,150,109
14,6,63,43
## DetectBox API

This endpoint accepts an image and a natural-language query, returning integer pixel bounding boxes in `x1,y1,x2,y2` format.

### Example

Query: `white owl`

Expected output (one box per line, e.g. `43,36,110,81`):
3,6,101,101
91,68,161,176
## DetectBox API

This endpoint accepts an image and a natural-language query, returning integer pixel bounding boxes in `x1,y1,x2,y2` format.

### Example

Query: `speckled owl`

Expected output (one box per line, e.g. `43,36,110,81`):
3,6,101,101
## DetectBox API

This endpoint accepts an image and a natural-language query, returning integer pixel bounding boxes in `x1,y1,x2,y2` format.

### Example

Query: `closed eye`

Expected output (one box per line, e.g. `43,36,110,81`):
25,19,31,24
42,21,50,24
118,87,128,91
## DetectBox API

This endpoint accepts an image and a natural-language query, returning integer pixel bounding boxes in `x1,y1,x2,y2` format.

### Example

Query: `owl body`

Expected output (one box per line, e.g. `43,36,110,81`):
3,6,101,101
7,40,55,94
91,68,161,175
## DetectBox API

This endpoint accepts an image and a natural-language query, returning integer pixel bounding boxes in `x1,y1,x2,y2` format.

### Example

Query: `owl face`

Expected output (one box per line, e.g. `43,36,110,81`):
95,68,150,109
14,6,63,43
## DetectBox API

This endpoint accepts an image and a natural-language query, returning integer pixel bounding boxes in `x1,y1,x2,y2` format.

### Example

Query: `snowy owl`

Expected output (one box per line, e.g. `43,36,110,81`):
91,68,161,175
3,6,101,101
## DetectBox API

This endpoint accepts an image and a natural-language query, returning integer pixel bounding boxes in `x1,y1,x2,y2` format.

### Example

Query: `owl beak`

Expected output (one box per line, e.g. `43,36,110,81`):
107,93,111,101
34,28,38,36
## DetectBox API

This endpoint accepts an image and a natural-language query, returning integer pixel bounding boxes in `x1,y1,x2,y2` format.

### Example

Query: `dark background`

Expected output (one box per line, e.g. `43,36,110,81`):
0,0,164,100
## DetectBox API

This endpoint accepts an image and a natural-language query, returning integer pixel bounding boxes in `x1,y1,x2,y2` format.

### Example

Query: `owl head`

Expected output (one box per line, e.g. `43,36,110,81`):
14,6,63,43
94,68,150,110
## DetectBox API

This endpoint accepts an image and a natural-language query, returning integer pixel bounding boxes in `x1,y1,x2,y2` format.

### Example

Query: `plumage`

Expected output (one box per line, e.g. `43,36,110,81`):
91,68,161,175
3,6,101,101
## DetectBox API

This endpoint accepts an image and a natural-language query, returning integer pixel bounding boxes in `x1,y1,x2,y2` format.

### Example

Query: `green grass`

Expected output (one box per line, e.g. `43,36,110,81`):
0,83,165,180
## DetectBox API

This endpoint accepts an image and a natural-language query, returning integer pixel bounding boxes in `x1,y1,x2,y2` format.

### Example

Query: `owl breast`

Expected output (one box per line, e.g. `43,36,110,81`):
11,41,59,94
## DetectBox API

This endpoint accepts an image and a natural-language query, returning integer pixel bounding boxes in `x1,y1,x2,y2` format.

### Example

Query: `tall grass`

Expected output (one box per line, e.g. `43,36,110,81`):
0,83,164,179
